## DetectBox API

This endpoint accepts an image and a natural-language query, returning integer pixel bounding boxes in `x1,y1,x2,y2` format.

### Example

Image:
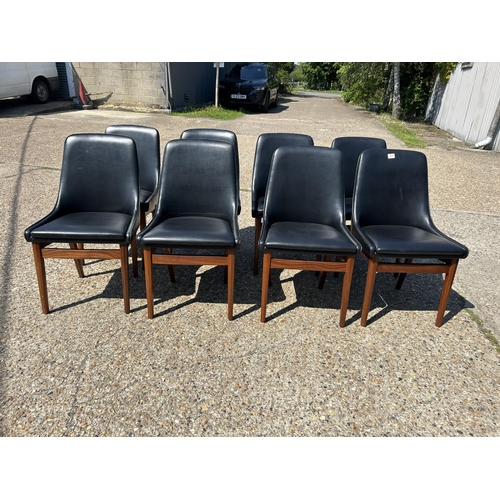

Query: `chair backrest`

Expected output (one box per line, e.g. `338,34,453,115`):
331,136,387,199
263,146,345,228
105,124,160,194
252,133,314,217
157,139,238,222
180,128,239,174
56,133,139,215
352,149,433,229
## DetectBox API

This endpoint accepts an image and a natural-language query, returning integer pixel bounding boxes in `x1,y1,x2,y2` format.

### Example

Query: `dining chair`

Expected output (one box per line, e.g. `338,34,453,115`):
24,134,140,314
137,139,240,320
251,132,314,274
105,124,161,231
180,128,241,215
351,149,469,327
259,146,361,326
331,136,387,222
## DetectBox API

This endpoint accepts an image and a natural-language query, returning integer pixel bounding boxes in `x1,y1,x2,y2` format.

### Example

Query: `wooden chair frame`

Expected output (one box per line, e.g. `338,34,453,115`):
31,239,138,314
360,255,459,327
260,252,356,327
143,247,236,320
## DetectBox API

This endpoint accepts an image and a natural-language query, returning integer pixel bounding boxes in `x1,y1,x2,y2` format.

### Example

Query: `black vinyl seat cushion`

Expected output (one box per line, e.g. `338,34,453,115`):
262,221,359,255
358,225,468,259
139,216,236,249
28,212,136,244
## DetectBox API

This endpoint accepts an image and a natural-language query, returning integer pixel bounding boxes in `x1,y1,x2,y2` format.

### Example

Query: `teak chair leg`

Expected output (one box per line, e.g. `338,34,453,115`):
253,217,262,275
131,237,138,278
120,244,131,314
395,258,412,290
227,249,235,320
317,255,331,289
339,257,356,327
165,248,176,283
32,243,49,314
435,259,458,327
143,248,155,319
140,210,146,232
260,252,272,322
361,258,379,326
69,243,85,278
315,254,322,276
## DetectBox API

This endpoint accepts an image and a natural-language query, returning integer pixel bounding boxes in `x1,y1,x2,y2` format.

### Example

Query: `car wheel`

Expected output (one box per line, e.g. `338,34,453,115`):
270,92,279,108
259,92,270,113
31,79,50,104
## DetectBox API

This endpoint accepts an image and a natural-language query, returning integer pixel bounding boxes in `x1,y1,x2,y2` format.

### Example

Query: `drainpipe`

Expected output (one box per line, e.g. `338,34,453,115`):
472,98,500,149
161,62,172,112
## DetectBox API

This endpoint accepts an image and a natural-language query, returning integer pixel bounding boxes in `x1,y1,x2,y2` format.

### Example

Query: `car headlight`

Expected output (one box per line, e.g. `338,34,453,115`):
253,86,265,91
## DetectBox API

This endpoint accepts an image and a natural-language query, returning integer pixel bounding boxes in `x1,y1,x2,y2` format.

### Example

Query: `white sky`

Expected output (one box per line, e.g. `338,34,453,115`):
2,2,494,62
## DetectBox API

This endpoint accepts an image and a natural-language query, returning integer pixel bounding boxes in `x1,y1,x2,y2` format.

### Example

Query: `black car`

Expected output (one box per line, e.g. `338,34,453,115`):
219,63,279,112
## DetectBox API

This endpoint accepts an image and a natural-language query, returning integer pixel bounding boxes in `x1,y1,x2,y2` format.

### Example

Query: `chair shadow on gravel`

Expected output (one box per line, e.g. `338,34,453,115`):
48,227,473,326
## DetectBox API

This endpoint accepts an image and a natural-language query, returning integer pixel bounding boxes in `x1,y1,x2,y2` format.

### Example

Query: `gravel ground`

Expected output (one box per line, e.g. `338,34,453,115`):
0,93,499,437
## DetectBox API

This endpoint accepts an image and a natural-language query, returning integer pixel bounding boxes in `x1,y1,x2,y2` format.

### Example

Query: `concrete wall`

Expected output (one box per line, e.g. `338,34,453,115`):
72,62,166,109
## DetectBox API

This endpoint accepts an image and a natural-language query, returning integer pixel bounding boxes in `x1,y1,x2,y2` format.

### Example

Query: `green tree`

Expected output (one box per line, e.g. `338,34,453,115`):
299,62,339,91
336,62,388,106
337,62,457,119
266,62,295,93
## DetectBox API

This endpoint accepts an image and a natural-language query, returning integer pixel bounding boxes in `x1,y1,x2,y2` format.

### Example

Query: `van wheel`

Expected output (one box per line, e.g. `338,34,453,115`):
31,79,50,104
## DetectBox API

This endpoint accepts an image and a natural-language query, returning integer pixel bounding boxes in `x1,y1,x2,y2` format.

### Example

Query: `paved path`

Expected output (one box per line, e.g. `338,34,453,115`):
1,94,499,437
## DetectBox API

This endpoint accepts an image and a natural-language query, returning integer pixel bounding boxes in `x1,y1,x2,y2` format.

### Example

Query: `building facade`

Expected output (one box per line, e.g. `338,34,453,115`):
426,62,500,151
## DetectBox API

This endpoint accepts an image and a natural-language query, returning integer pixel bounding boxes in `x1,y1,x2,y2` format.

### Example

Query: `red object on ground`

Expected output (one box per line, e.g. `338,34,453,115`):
78,81,88,105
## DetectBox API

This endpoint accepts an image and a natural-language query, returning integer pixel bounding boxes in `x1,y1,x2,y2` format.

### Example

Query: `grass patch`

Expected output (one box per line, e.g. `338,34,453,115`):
170,105,243,120
465,309,500,353
376,113,427,148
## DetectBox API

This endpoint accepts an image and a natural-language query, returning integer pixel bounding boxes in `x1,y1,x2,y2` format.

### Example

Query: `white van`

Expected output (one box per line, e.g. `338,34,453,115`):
0,62,60,104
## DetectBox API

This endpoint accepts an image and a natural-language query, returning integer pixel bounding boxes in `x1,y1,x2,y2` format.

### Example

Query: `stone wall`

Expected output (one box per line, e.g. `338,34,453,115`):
72,62,166,109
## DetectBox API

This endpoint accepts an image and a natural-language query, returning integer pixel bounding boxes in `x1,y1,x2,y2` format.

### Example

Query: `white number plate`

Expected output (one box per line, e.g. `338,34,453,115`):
231,94,246,99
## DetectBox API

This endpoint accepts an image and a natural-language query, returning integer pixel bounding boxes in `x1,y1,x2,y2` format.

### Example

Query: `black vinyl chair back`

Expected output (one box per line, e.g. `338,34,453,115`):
259,146,361,326
24,133,140,313
331,136,386,219
351,148,469,327
262,147,346,230
252,132,314,218
105,124,160,230
156,139,238,226
105,124,160,198
180,128,240,214
251,132,314,273
353,149,452,235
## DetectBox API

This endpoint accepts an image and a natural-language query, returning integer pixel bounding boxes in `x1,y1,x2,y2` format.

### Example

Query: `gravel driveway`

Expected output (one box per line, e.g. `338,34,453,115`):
0,93,499,437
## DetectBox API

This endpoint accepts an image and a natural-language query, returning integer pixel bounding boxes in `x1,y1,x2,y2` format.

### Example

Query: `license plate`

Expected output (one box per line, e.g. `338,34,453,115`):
231,93,246,99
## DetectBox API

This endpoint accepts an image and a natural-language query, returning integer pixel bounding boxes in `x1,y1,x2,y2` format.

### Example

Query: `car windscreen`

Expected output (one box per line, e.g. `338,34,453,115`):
230,65,267,80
